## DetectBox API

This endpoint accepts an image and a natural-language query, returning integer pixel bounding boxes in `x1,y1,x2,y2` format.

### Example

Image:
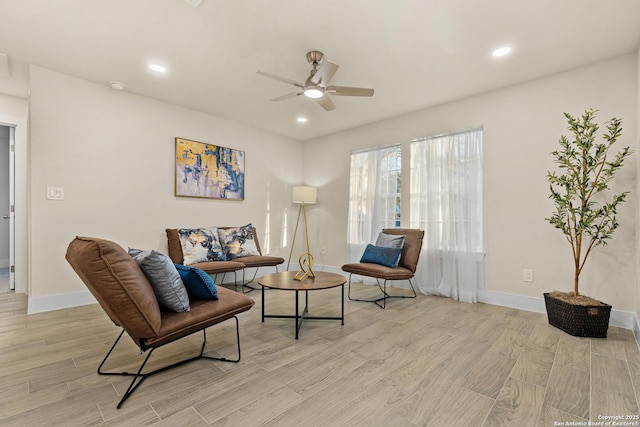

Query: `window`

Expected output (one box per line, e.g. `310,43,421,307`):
379,148,402,228
410,128,483,252
346,145,401,261
410,128,483,303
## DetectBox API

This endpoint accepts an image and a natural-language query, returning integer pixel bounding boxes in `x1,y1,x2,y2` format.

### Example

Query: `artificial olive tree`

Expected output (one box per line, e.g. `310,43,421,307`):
546,109,631,297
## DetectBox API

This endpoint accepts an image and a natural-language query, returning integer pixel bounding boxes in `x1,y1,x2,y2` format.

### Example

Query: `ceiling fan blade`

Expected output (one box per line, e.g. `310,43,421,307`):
257,71,304,88
315,94,336,111
270,92,301,102
311,60,339,86
326,86,374,97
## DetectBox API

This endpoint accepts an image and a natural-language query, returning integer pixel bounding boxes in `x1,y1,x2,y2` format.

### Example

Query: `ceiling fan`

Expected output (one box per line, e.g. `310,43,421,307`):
257,51,374,111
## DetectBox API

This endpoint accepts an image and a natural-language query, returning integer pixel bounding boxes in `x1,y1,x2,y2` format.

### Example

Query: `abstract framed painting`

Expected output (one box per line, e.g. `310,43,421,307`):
175,137,245,200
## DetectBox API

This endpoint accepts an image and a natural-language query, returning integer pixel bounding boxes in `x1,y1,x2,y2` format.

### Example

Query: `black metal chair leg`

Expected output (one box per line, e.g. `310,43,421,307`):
117,348,155,408
241,265,280,293
97,316,242,408
347,273,417,309
241,268,259,293
97,328,126,375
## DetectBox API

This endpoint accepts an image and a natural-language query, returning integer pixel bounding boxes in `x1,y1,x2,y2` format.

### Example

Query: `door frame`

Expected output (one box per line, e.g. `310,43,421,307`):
8,125,15,290
0,118,28,293
1,123,15,290
0,114,27,295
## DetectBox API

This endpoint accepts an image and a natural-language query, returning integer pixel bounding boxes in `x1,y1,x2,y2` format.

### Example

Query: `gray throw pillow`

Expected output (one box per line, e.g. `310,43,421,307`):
129,248,190,312
375,232,406,249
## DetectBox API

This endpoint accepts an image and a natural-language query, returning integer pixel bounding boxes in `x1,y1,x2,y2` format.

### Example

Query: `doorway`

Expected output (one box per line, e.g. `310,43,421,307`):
0,124,14,292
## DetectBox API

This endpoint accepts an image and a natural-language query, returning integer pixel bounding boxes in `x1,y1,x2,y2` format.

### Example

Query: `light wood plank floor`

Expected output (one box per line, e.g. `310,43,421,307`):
0,268,9,293
1,283,639,426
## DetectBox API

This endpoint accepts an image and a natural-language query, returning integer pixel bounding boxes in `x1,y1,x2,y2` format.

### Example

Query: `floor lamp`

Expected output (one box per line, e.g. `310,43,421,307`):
287,186,317,280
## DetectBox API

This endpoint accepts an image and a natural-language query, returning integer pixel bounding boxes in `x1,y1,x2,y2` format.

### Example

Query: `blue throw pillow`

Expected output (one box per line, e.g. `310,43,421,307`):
360,244,402,268
174,264,218,300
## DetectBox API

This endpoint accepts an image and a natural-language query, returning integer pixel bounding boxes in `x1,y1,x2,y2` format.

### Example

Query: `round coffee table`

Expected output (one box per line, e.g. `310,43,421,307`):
257,271,346,339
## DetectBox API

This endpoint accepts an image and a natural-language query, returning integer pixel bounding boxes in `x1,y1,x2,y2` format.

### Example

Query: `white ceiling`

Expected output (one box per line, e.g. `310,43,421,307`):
0,0,639,141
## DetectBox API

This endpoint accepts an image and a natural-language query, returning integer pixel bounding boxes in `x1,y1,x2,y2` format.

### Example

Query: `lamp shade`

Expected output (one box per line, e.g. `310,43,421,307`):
292,186,317,204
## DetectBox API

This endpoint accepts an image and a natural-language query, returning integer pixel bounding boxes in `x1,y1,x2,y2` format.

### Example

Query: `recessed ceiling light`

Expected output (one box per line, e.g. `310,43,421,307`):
149,63,167,73
297,117,308,123
492,47,512,57
109,81,125,91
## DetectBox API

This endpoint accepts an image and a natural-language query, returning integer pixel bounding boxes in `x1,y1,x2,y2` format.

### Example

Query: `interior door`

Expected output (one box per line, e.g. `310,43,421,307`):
0,124,14,291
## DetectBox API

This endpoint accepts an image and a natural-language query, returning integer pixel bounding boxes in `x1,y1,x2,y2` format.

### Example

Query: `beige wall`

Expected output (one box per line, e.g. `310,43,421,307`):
28,66,303,299
0,93,27,117
304,54,638,312
7,54,640,317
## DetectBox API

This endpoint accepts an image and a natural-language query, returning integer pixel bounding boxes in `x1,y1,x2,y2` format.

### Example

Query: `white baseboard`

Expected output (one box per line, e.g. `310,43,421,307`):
479,290,547,313
24,270,640,350
480,290,640,350
28,291,97,314
28,266,342,313
306,269,640,348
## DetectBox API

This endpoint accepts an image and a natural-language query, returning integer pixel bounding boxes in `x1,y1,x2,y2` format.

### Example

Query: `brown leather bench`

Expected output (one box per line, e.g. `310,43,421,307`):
66,236,255,408
166,226,284,289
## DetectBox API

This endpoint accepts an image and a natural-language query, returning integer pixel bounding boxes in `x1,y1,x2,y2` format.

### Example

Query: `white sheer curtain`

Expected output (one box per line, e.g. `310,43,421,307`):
410,128,483,303
347,144,401,263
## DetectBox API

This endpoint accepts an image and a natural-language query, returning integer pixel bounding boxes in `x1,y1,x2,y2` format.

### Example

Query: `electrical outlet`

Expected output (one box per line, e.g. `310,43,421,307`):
320,247,326,255
523,269,533,282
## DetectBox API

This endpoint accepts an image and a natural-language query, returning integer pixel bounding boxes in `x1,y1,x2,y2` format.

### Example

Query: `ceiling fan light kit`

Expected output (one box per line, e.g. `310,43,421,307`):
303,87,324,98
257,50,374,111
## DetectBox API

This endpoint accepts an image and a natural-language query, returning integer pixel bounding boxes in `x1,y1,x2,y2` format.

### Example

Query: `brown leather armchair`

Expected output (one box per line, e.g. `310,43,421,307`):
341,228,424,309
66,236,255,408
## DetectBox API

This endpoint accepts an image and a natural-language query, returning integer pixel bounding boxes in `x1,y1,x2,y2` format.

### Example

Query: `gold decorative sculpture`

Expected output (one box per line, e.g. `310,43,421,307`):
293,252,315,281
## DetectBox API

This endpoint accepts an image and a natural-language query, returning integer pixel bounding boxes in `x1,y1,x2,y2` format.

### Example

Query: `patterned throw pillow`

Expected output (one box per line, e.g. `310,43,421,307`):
178,227,226,265
174,264,218,300
360,244,403,268
217,224,260,260
128,248,190,312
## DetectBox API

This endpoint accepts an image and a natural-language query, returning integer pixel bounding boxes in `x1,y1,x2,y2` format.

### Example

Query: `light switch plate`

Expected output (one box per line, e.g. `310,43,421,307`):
46,186,64,201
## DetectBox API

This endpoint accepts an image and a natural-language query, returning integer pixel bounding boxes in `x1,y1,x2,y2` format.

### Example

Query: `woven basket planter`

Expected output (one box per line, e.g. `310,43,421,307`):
543,293,611,338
